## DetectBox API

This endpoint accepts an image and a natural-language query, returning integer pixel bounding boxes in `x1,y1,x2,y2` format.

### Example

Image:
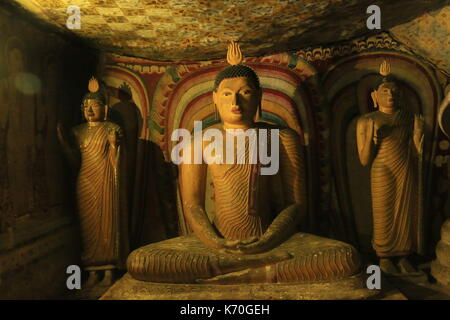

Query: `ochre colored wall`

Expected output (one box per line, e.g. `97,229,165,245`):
0,7,97,299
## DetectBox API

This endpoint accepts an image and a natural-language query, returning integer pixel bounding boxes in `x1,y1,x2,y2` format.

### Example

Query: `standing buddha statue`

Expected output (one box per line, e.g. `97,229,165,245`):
356,60,424,274
58,78,129,287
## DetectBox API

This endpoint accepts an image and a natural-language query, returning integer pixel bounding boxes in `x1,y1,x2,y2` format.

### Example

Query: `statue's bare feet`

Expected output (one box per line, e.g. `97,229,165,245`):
84,271,99,288
379,258,399,275
397,257,416,274
98,269,115,287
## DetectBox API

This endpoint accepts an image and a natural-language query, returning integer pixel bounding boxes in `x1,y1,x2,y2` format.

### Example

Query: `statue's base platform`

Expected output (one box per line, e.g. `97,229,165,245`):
100,272,380,300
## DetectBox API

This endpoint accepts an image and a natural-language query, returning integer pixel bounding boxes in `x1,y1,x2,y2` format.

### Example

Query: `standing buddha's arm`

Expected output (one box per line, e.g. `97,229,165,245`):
356,116,375,166
108,126,122,169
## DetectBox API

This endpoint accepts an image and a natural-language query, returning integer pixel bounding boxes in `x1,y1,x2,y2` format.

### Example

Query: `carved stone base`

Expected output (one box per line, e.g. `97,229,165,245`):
100,272,379,300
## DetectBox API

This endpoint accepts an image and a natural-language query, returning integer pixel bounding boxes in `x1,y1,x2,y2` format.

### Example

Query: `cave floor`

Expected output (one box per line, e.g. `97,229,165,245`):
63,270,450,300
61,263,450,300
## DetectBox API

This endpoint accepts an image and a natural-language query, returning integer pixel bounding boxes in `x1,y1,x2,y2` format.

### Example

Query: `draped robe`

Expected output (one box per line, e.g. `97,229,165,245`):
365,109,423,257
72,121,128,268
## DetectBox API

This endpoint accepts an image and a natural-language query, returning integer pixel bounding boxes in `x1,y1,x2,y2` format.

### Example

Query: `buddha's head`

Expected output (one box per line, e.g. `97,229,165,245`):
371,60,400,112
373,77,399,110
212,42,262,127
81,77,108,122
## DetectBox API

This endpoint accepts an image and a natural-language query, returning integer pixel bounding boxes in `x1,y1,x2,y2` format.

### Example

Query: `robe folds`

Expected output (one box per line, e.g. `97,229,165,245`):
365,109,424,257
72,121,129,268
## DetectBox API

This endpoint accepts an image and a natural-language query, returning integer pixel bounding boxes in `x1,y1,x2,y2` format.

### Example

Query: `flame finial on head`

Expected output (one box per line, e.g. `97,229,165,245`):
227,41,243,66
379,60,391,77
214,40,260,90
88,77,100,93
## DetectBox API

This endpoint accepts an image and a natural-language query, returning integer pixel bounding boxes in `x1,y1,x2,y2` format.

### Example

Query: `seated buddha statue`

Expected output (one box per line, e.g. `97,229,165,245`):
127,42,362,284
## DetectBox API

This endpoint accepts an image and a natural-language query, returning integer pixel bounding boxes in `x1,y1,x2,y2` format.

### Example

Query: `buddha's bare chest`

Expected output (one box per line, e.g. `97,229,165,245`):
75,126,108,152
370,111,413,133
209,162,270,210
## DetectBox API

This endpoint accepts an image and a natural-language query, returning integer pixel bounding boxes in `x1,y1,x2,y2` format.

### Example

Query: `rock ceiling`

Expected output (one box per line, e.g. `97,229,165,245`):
5,0,450,74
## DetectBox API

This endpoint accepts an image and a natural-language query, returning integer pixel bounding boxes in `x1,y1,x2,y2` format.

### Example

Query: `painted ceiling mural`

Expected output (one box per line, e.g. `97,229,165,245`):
7,0,450,76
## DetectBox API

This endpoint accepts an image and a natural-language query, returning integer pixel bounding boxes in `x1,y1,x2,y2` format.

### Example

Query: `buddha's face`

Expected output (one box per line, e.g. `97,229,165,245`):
83,99,106,122
376,82,398,109
213,77,261,127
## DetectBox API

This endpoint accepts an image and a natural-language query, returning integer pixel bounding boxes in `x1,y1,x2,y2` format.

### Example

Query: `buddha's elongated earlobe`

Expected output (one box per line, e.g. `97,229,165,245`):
214,104,219,121
104,104,109,121
371,91,378,109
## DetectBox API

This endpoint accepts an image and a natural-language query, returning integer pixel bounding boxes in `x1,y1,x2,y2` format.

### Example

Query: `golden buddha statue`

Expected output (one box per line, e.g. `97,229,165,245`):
127,42,362,284
57,78,129,287
356,61,424,274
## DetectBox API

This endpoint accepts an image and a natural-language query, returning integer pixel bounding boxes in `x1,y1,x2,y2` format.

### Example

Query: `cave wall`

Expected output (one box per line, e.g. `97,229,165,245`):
0,7,97,298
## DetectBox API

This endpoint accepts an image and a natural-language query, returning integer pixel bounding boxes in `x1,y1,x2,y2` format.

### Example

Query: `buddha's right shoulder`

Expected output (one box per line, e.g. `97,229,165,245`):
358,112,377,124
